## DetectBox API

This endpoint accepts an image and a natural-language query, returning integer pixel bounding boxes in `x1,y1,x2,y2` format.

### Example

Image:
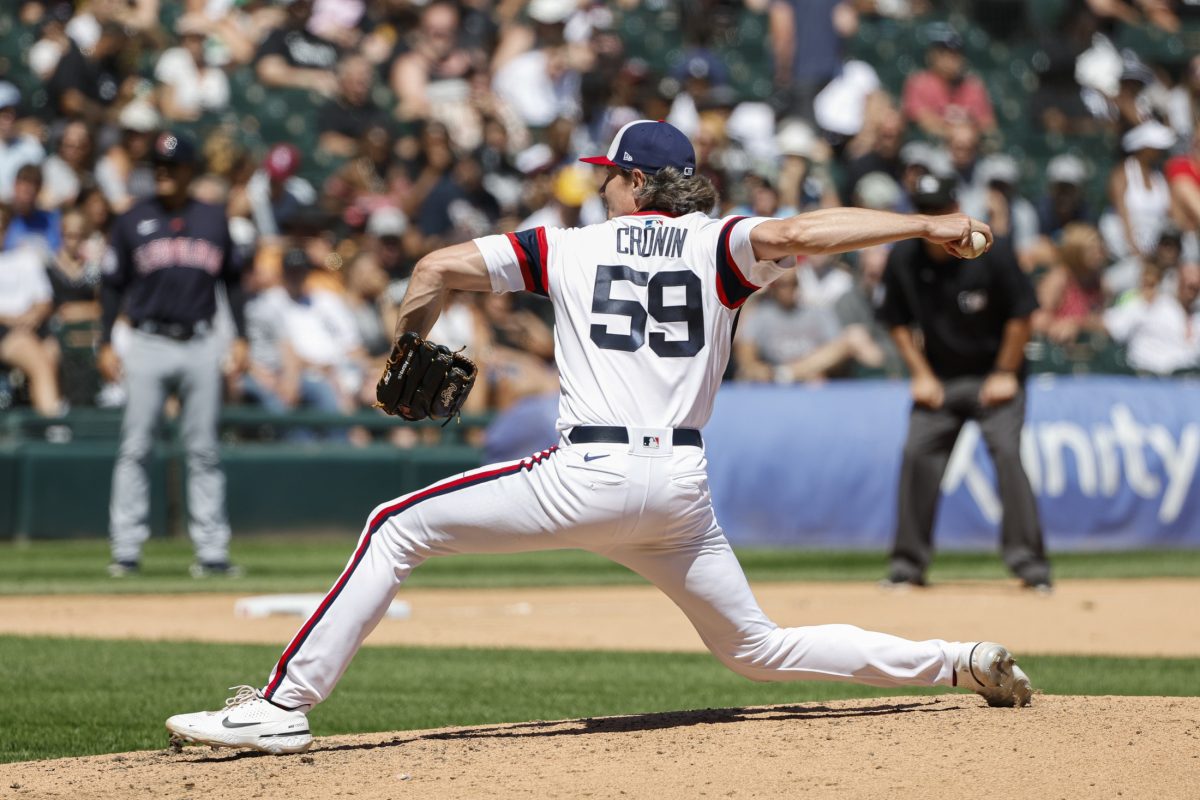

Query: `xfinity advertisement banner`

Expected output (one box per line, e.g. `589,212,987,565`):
703,378,1200,549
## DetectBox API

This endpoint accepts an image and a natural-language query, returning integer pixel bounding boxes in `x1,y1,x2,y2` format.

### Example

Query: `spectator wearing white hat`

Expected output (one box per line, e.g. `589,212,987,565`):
93,100,161,214
1037,154,1093,238
1102,120,1175,261
852,171,904,212
0,83,45,204
365,206,416,303
155,16,231,122
1027,153,1097,273
896,140,952,212
774,120,837,215
961,153,1040,271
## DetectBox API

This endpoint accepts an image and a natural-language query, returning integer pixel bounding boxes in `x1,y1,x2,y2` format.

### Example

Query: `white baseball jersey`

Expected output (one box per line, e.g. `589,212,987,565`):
258,211,974,717
474,211,794,430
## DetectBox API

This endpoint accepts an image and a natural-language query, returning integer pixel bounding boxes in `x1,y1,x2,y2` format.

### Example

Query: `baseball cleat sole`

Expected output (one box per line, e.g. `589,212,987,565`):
166,725,313,755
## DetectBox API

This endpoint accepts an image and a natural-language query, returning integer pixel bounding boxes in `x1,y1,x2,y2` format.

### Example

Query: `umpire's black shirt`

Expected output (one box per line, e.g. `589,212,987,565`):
101,198,244,343
875,237,1037,379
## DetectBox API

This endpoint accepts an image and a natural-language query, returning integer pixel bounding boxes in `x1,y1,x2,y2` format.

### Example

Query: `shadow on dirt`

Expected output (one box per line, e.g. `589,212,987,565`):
183,697,954,763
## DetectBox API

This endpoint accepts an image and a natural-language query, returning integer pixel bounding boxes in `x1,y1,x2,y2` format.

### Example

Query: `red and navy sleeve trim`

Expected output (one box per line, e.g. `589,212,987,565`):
506,227,550,297
714,216,758,309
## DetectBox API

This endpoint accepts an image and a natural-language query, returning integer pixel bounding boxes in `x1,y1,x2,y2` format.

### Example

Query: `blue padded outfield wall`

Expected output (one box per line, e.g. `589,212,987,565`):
488,377,1200,549
701,378,1200,550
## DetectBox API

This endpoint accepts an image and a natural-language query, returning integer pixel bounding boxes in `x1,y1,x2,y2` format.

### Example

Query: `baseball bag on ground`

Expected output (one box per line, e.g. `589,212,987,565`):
374,332,478,422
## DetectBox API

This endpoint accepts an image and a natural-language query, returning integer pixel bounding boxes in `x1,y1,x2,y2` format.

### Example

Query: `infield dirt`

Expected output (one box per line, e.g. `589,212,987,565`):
0,578,1197,655
1,695,1196,799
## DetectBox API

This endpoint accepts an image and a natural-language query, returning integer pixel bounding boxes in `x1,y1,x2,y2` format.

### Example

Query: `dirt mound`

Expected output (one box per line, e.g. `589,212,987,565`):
2,695,1195,799
3,579,1198,656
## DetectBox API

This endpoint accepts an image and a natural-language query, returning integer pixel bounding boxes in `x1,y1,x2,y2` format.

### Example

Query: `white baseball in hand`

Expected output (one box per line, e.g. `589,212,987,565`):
964,231,987,258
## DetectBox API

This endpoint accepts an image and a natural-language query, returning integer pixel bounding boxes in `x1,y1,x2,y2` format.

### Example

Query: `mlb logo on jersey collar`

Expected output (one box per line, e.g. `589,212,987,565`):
629,428,672,456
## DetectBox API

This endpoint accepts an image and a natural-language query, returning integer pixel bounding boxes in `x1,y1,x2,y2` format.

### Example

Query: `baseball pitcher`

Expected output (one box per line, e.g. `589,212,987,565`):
166,121,1032,755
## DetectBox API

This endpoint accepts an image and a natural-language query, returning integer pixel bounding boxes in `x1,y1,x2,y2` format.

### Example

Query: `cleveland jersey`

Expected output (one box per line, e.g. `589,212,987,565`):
475,212,793,430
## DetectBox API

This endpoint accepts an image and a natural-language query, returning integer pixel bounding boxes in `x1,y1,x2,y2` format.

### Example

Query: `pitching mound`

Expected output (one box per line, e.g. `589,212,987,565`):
3,695,1194,799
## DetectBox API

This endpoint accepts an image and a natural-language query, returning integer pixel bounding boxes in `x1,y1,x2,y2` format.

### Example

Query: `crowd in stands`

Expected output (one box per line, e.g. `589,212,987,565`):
2,0,1200,428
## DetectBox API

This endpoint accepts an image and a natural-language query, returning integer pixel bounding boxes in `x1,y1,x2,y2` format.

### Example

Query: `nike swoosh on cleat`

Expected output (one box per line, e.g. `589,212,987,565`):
583,453,610,463
221,718,265,729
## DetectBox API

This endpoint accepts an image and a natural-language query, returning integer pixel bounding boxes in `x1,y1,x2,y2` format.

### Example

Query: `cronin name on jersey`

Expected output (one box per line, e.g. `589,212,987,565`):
616,224,687,258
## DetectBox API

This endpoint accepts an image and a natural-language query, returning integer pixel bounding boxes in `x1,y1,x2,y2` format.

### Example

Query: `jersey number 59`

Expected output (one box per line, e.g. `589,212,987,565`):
589,264,704,357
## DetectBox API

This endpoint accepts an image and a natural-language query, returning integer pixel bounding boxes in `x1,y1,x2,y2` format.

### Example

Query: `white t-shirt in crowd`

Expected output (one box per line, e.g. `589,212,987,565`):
1104,292,1200,375
40,155,81,208
797,260,853,309
0,135,45,203
0,245,52,317
281,289,361,368
814,60,881,137
154,47,231,115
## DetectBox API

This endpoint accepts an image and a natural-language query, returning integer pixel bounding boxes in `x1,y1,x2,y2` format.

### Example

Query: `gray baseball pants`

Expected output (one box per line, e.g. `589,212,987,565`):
889,376,1050,583
109,328,231,564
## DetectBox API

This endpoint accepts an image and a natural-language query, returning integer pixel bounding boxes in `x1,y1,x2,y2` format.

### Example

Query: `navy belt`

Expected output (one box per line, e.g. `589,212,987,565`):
568,426,703,448
135,319,211,341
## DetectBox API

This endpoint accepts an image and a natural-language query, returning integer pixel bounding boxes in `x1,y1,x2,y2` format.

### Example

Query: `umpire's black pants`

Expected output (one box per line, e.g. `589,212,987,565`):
889,376,1050,584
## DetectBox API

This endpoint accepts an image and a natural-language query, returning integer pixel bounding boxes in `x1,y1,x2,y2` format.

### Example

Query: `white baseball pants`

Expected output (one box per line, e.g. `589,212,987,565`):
263,436,967,709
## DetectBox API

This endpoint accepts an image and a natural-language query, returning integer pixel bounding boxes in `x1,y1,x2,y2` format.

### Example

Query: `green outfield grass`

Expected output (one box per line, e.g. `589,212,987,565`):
0,634,1194,764
2,538,1200,595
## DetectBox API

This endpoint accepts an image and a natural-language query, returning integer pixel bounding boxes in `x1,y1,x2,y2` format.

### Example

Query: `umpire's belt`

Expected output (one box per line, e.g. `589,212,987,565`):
568,426,703,448
135,318,212,341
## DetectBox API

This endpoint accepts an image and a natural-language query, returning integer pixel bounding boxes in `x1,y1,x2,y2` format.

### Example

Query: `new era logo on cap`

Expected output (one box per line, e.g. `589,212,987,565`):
152,131,197,165
580,120,697,177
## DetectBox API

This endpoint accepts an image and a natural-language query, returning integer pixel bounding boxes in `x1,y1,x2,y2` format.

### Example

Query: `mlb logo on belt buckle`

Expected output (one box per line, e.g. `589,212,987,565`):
630,428,672,456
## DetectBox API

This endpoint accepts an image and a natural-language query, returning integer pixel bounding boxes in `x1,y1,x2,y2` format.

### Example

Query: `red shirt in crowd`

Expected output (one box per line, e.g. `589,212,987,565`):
902,71,996,130
1166,154,1200,187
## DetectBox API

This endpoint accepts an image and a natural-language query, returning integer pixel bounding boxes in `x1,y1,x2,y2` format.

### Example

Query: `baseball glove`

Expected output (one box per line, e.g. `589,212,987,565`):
374,332,478,422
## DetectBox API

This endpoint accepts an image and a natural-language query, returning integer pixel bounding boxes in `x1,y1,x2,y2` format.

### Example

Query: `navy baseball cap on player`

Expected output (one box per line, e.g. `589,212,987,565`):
152,132,198,166
580,120,697,177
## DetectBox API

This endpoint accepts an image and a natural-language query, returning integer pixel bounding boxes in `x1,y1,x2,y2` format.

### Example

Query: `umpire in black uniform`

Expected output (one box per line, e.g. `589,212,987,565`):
99,132,248,578
876,174,1051,590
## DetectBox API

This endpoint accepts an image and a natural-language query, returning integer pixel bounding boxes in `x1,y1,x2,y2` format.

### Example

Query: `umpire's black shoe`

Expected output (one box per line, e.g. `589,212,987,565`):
189,561,245,579
107,560,140,578
880,571,927,589
1020,575,1054,594
881,559,927,589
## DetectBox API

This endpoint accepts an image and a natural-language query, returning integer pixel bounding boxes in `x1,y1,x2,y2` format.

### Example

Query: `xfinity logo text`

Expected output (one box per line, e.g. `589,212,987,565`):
943,403,1199,524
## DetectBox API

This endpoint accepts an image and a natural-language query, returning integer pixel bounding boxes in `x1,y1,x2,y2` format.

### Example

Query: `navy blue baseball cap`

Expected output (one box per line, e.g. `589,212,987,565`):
580,120,697,177
151,131,198,165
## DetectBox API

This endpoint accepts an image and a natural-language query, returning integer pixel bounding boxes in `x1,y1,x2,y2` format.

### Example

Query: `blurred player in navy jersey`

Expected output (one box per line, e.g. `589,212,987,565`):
100,132,248,578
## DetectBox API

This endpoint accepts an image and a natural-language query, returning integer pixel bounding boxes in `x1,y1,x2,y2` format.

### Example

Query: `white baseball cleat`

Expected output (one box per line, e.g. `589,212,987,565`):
956,642,1033,708
166,686,313,755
